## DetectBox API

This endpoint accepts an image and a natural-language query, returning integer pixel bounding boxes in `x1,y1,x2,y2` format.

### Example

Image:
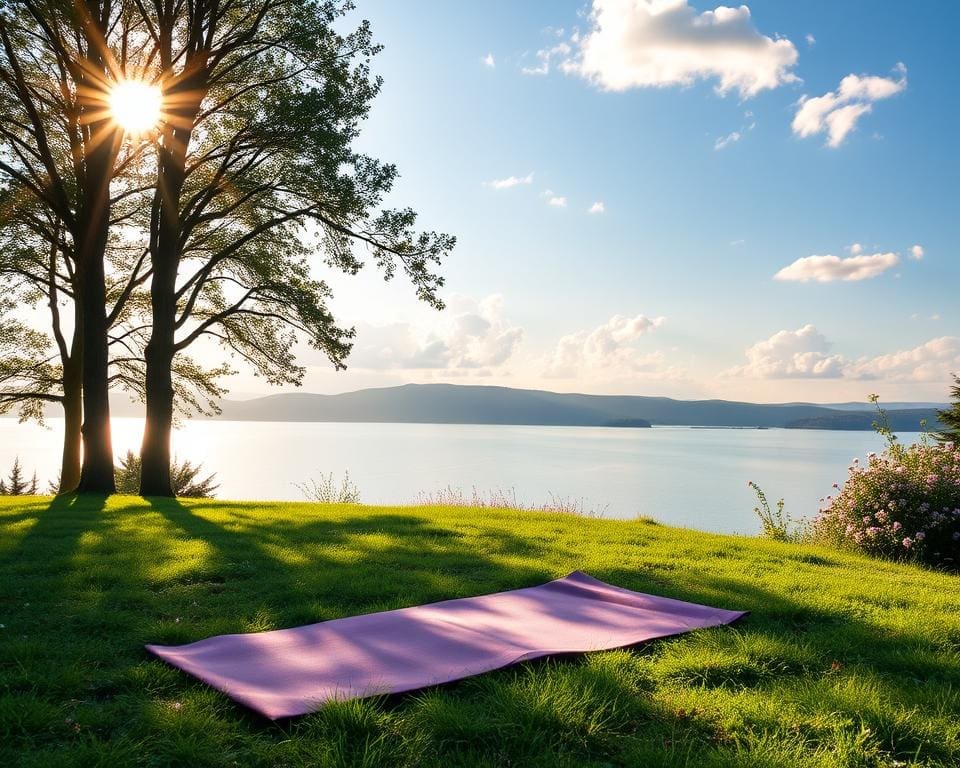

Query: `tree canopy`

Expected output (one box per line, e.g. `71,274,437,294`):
0,0,454,496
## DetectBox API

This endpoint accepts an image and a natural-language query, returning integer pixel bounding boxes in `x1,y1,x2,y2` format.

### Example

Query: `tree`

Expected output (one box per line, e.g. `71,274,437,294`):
1,457,27,495
128,0,455,495
1,2,231,492
0,0,127,492
0,200,84,491
935,374,960,444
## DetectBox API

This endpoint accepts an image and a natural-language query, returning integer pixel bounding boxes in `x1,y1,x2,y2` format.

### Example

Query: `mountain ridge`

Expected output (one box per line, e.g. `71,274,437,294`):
203,383,945,431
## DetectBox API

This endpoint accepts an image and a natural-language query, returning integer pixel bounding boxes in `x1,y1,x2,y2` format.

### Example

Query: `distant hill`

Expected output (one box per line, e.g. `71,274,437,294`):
784,409,937,431
208,383,944,431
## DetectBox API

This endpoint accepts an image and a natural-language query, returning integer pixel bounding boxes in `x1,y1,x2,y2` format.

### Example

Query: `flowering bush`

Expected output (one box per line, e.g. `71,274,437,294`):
812,439,960,568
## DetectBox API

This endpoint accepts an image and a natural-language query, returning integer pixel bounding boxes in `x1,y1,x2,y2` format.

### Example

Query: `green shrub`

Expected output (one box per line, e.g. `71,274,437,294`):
748,481,796,541
811,398,960,568
296,471,361,504
115,450,219,498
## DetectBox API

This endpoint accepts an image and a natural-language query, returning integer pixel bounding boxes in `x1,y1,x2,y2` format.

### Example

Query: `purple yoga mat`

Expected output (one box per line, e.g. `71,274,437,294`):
146,571,745,719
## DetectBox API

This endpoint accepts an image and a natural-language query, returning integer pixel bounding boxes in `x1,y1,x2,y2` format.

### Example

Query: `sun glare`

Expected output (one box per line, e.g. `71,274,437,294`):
109,80,162,134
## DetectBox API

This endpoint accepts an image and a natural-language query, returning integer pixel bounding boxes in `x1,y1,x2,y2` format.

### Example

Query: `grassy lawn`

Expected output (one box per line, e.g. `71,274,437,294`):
2,496,959,767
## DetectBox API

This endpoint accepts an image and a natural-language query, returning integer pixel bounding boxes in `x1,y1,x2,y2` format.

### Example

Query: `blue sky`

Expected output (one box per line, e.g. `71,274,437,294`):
245,0,958,403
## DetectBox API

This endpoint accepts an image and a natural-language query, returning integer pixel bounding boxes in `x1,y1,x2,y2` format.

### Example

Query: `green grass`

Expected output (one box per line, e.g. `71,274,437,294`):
2,496,959,767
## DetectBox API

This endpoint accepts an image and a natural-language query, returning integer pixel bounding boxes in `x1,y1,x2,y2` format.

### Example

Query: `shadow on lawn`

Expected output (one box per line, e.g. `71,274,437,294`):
144,498,555,623
4,498,958,765
1,493,110,575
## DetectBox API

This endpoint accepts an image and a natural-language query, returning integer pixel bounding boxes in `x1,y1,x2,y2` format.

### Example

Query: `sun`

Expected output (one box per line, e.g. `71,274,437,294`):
109,80,162,134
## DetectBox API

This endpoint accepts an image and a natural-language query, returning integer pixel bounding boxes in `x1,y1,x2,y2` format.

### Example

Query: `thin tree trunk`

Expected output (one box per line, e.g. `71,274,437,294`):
58,353,82,493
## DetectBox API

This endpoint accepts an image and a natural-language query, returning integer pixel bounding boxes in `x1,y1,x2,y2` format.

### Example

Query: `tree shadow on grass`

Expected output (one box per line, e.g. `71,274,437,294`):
142,498,557,631
1,493,110,577
6,500,959,766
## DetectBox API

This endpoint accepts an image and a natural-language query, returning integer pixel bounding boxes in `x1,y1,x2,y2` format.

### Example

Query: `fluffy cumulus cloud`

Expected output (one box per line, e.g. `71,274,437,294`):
548,195,567,207
482,53,495,68
774,251,900,282
725,325,846,379
849,337,960,383
792,63,907,147
588,201,605,214
484,172,534,190
556,0,798,98
910,244,924,260
348,295,523,373
727,327,960,386
543,313,671,378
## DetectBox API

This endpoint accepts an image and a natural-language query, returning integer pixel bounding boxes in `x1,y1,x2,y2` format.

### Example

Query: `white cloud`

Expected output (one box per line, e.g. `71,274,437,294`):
548,196,567,207
849,337,960,383
482,53,495,68
714,130,741,150
847,242,863,255
543,314,668,378
805,33,816,47
725,325,846,379
521,41,571,76
715,113,755,150
792,63,907,147
484,172,534,190
588,201,605,214
774,251,899,282
727,326,960,386
348,294,523,372
910,244,924,260
557,0,798,98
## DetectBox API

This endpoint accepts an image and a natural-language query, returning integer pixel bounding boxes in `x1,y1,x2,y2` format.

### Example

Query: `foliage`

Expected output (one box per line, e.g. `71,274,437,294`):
812,395,960,568
296,471,361,504
114,450,218,498
2,497,960,766
0,298,63,424
935,373,960,444
747,481,800,541
0,457,37,495
125,0,455,495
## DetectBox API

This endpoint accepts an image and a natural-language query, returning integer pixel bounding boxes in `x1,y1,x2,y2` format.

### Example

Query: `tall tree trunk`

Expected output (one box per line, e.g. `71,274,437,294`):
75,210,115,493
139,257,177,497
139,135,189,497
74,123,118,493
74,5,119,494
58,353,82,493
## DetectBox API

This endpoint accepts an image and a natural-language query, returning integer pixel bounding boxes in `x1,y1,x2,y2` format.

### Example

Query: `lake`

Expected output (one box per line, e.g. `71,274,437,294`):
0,418,918,534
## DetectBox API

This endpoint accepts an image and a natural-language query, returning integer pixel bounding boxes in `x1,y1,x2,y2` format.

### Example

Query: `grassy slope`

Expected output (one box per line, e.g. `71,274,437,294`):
1,497,959,768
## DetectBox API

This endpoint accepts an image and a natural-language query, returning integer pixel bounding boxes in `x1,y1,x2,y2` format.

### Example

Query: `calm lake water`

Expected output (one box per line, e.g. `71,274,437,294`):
0,418,918,534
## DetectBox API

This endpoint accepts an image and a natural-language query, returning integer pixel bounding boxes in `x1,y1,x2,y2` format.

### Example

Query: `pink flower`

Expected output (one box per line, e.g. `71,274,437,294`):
902,537,914,549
